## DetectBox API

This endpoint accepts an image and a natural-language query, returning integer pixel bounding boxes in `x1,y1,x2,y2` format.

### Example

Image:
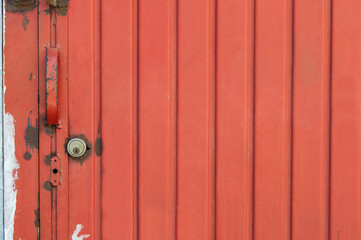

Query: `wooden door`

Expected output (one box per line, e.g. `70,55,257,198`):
3,0,361,239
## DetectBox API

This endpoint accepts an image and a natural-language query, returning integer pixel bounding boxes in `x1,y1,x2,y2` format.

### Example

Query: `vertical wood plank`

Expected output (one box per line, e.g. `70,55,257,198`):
0,4,3,238
55,6,69,240
67,0,99,238
253,0,293,239
38,1,52,239
209,0,216,238
177,0,216,238
137,0,175,238
216,0,254,239
100,0,137,238
93,0,102,238
330,0,361,239
169,0,178,238
4,4,39,240
292,0,331,239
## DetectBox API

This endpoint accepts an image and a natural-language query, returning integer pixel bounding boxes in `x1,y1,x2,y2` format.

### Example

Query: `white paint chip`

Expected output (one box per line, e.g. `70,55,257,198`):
4,113,19,240
72,224,90,240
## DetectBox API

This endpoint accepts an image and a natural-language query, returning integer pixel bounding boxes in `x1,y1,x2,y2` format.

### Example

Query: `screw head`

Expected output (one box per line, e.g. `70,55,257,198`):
67,138,87,158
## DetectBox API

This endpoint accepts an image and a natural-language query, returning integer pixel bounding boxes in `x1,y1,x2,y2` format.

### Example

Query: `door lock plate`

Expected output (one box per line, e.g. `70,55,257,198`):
67,138,87,158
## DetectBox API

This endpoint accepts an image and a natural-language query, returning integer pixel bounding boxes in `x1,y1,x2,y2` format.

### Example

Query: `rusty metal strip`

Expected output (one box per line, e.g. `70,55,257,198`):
45,47,58,125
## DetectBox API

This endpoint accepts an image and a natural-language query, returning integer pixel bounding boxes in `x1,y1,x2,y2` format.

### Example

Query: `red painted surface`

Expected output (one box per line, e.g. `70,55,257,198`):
3,0,361,239
45,47,59,125
4,3,38,240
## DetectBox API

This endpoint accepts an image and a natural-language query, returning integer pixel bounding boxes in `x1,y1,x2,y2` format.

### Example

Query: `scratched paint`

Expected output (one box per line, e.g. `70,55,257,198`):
4,113,19,240
72,224,90,240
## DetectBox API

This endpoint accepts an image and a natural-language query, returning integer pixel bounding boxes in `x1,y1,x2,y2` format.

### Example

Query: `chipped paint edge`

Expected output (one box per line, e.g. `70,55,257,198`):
4,113,18,240
72,224,90,240
2,2,17,240
3,2,20,239
0,0,4,239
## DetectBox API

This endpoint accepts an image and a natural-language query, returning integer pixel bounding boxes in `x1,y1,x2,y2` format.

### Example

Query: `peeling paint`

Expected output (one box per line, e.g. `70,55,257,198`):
2,7,6,240
43,180,53,191
45,0,68,16
44,155,51,166
23,151,31,160
94,137,102,157
4,113,19,240
55,7,67,16
72,224,90,240
34,208,40,228
34,208,40,240
44,6,68,16
43,8,51,15
24,110,38,160
47,0,68,8
5,0,36,13
22,13,29,30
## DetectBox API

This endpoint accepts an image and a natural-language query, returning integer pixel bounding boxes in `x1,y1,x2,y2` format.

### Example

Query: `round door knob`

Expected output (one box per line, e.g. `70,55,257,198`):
67,138,87,158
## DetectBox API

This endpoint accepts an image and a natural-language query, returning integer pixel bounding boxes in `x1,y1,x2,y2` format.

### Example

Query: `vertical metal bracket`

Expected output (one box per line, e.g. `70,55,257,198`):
50,155,61,186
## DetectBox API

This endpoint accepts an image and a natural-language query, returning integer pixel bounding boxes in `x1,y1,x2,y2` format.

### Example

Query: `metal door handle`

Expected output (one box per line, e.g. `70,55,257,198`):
46,47,59,125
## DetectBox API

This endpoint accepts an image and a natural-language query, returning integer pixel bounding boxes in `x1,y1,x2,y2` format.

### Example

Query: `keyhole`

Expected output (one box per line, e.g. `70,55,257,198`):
73,147,80,154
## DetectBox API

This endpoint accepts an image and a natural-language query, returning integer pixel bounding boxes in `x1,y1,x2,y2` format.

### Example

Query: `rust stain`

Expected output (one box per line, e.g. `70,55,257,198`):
6,0,36,13
24,111,39,160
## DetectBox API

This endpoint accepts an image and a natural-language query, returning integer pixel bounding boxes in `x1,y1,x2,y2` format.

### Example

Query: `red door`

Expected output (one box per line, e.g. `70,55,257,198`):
3,0,361,239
